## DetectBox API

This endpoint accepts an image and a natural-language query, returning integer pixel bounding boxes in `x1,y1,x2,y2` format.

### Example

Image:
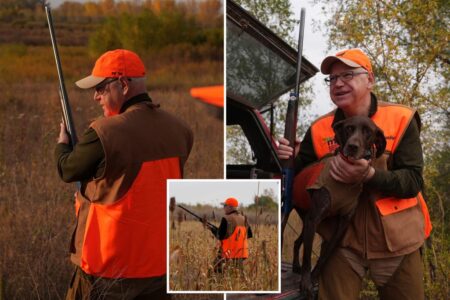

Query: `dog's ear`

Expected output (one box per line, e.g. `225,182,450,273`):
332,120,346,147
374,128,386,158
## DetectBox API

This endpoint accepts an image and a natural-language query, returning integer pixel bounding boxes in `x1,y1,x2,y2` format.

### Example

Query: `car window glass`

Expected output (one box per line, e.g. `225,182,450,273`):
226,21,296,109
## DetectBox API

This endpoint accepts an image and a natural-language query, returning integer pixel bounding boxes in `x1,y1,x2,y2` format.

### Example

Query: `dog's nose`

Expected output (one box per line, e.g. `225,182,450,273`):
346,144,359,154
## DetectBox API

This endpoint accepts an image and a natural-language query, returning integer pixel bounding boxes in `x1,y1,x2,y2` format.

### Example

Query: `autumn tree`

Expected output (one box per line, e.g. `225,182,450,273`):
248,188,278,210
84,2,102,18
314,0,449,148
88,2,222,58
0,0,44,20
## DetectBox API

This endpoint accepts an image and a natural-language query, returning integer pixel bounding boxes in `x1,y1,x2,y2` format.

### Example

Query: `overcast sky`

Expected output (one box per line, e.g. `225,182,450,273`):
168,180,280,206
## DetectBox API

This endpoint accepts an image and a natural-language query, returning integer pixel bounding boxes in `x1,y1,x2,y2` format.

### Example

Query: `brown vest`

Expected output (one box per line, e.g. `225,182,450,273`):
71,102,193,278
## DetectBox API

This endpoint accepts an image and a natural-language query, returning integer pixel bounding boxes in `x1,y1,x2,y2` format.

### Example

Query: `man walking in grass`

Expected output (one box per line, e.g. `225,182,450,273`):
211,197,253,273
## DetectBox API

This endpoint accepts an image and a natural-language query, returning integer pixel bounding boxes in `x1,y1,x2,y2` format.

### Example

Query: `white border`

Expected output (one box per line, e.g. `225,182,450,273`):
223,0,227,180
166,179,281,295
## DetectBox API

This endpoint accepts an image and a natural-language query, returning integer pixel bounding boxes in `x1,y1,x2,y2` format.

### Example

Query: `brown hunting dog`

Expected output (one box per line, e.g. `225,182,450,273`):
291,116,386,298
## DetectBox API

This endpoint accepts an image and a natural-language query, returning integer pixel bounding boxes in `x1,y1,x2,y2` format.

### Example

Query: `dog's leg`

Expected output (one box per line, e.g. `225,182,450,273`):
281,208,292,254
300,188,330,298
292,209,304,274
311,212,353,283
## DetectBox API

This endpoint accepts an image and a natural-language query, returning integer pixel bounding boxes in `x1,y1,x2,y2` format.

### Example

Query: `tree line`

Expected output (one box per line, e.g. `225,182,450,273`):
0,0,223,57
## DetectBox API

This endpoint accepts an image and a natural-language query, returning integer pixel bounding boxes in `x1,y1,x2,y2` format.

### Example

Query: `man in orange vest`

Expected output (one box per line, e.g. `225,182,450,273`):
56,49,193,299
278,48,431,299
210,197,253,273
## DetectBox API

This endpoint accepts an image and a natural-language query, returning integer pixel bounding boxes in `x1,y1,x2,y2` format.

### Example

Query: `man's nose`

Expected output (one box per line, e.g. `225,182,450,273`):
334,76,345,86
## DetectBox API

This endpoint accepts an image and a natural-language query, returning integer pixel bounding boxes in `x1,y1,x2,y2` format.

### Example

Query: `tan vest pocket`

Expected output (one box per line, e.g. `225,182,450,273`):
380,204,424,252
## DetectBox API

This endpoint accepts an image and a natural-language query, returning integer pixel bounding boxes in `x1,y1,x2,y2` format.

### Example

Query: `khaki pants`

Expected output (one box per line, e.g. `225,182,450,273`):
66,267,170,300
318,248,424,300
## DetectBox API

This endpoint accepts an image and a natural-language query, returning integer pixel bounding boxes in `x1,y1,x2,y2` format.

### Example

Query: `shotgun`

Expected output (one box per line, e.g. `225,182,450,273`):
177,204,218,231
45,4,80,189
45,4,78,146
281,8,306,222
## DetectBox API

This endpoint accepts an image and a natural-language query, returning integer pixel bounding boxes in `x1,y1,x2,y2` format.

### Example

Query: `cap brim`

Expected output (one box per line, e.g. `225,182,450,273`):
75,75,106,89
320,56,361,74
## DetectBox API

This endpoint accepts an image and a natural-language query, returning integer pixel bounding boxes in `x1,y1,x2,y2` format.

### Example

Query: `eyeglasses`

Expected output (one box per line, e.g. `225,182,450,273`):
94,78,118,95
324,71,368,86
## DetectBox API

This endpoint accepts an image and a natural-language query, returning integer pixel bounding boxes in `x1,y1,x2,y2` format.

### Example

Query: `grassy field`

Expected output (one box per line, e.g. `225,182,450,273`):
169,215,278,292
0,42,223,298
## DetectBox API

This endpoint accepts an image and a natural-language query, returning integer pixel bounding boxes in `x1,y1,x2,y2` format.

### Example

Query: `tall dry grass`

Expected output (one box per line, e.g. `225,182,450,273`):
0,43,223,298
169,215,278,291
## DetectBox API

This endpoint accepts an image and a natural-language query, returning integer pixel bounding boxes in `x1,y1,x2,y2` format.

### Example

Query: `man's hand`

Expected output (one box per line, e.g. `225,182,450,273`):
58,121,69,144
277,137,301,160
329,155,375,184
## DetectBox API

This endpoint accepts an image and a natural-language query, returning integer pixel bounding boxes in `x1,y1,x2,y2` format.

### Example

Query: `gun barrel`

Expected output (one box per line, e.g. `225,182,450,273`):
45,4,80,190
282,8,306,168
281,8,306,215
177,204,217,230
294,8,306,97
45,4,78,146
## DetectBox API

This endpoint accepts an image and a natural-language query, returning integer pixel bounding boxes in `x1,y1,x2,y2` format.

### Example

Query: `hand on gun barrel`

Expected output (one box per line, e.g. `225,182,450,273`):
58,121,69,144
277,137,301,160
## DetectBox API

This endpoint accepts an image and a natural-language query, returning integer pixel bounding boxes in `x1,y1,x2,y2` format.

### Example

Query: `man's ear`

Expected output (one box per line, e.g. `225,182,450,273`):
367,71,375,90
119,76,130,95
374,128,386,158
332,120,346,147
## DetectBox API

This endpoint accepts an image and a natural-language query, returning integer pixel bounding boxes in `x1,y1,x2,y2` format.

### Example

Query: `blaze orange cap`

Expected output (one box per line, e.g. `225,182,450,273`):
76,49,146,89
222,197,239,207
320,48,372,74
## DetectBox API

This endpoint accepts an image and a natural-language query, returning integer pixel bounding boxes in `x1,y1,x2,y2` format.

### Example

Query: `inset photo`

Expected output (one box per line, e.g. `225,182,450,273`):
167,180,280,293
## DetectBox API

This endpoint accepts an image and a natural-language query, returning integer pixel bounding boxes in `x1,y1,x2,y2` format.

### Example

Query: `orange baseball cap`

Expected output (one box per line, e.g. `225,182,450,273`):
76,49,146,89
222,197,239,207
320,48,372,74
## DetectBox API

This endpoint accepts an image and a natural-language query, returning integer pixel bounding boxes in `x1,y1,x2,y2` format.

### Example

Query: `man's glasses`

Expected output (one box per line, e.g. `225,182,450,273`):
324,70,368,86
94,78,118,95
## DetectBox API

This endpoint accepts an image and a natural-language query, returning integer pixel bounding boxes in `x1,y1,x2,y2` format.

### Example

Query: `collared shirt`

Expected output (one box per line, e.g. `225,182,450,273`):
294,93,423,198
55,93,153,183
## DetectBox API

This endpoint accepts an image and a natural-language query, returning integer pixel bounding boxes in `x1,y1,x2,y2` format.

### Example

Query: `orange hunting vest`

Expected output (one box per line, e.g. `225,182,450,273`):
71,102,192,278
74,159,180,278
221,213,249,259
309,102,431,238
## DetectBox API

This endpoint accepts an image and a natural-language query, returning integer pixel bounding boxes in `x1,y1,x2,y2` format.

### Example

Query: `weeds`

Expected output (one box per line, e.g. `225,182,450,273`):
169,217,278,291
0,53,222,298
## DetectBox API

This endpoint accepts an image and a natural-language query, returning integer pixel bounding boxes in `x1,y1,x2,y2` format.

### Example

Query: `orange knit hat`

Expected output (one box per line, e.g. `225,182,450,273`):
76,49,146,89
320,48,372,74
